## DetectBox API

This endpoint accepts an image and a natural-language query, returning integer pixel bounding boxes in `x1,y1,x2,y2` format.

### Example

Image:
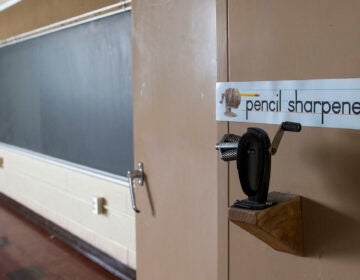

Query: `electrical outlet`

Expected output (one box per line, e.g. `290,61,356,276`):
91,197,106,215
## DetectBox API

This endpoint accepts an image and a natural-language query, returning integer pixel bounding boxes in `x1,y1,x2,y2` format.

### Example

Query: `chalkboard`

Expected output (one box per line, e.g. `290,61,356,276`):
0,11,133,176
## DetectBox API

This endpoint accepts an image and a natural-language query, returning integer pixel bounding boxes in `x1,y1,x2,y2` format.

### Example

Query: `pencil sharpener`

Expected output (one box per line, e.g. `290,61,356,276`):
215,122,302,210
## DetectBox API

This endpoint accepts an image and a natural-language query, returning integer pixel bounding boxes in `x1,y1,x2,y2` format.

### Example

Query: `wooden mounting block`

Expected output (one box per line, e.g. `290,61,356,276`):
229,192,304,256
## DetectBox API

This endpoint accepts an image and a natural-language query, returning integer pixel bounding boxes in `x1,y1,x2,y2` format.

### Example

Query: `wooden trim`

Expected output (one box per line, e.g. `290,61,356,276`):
0,0,131,48
0,192,136,280
216,1,229,279
216,0,229,83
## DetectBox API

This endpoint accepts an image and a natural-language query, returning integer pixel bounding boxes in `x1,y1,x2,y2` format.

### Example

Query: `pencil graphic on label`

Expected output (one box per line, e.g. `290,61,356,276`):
219,88,260,117
239,93,260,97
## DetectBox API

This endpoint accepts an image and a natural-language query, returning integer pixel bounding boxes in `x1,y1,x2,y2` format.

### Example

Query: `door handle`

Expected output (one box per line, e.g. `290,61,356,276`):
127,162,144,213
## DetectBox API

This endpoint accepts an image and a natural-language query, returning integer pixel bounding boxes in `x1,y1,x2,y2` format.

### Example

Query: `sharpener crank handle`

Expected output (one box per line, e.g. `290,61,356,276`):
271,122,302,155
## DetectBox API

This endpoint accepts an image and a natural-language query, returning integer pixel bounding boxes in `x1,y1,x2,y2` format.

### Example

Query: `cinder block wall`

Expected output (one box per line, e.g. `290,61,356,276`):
0,146,136,268
0,0,135,269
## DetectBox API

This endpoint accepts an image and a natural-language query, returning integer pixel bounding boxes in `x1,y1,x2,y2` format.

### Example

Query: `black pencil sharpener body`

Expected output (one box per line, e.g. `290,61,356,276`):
215,122,302,210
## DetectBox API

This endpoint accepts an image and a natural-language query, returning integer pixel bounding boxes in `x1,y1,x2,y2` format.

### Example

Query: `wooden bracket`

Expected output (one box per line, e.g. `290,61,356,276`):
229,192,304,256
0,157,3,168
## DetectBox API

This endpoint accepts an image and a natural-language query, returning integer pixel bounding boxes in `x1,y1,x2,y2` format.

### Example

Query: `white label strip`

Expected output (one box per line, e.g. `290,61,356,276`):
216,78,360,130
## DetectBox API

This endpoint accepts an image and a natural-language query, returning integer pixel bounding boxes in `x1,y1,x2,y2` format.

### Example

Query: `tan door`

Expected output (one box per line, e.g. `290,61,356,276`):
226,1,360,279
131,1,224,280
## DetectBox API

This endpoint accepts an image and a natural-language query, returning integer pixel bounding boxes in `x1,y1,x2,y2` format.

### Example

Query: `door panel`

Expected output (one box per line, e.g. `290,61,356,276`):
132,1,220,279
228,1,360,279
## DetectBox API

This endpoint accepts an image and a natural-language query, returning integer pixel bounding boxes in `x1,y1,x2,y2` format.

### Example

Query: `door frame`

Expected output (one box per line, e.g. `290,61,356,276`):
216,0,230,279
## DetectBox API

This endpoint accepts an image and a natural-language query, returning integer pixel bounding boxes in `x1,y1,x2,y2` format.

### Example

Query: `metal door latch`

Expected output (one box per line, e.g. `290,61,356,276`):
127,162,144,213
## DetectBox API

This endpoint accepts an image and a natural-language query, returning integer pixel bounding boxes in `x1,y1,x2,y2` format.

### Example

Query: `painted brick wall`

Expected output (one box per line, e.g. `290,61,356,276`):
0,145,136,268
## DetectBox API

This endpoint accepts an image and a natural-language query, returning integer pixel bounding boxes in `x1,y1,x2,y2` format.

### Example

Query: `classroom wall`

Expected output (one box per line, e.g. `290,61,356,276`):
223,0,360,279
0,0,135,269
